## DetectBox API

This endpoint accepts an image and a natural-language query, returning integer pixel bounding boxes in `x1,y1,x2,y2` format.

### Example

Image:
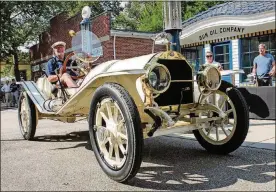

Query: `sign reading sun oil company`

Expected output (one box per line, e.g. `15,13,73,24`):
180,13,275,45
199,27,245,41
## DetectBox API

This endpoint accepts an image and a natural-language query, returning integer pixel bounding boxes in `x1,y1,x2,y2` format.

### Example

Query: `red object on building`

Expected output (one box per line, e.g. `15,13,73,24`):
30,12,165,80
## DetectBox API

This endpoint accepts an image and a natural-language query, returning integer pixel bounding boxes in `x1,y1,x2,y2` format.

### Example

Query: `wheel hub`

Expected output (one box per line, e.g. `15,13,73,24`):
199,91,237,145
94,98,128,169
20,97,29,133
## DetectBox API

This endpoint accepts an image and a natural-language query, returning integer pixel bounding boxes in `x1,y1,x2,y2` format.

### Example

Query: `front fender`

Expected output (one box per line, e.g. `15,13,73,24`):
56,70,153,124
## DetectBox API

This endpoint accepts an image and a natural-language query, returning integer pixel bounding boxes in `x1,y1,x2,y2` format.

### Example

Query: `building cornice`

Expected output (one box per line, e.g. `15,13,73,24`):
110,30,157,39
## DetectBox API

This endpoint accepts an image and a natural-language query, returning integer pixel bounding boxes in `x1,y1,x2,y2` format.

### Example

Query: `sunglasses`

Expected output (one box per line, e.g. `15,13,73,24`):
54,46,65,49
206,55,213,58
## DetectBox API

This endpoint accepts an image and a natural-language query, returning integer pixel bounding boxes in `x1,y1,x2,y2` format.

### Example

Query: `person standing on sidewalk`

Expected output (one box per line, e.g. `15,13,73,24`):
10,79,19,107
1,80,11,107
252,43,275,86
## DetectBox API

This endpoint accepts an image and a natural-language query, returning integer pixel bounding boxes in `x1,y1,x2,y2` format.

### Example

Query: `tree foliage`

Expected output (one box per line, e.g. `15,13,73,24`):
138,2,163,32
112,2,144,31
1,59,13,78
62,1,122,18
0,1,122,80
0,1,224,80
113,1,224,32
1,1,64,80
181,1,224,21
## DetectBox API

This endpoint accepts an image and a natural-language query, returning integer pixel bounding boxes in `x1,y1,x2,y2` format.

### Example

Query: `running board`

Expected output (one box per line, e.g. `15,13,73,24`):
18,81,55,114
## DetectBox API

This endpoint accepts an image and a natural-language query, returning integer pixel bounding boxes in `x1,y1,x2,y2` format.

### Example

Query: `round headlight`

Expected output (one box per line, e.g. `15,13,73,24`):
146,64,171,94
198,66,221,90
149,71,158,87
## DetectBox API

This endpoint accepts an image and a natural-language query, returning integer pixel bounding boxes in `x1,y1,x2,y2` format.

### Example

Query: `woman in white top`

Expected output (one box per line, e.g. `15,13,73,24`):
205,51,223,71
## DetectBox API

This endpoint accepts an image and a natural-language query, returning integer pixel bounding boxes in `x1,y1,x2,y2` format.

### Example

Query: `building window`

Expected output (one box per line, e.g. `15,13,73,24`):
182,45,204,71
212,43,230,70
240,34,276,82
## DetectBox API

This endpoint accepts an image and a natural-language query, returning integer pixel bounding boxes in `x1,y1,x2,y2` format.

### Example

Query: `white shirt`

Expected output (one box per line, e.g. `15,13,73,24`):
205,61,222,68
1,84,10,93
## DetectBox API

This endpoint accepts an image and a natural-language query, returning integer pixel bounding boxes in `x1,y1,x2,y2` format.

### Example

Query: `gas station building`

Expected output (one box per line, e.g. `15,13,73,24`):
179,1,275,86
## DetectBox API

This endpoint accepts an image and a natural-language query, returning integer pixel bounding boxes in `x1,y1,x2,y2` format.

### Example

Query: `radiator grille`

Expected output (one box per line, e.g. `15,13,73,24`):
154,59,194,106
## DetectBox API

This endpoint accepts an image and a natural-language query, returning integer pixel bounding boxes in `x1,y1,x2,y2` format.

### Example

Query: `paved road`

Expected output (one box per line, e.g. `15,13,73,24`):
1,108,275,191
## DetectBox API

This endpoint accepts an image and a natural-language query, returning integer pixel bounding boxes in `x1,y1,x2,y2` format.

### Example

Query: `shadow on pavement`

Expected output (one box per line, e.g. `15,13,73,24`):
33,131,89,142
128,136,275,191
0,106,18,111
31,130,275,190
33,131,92,150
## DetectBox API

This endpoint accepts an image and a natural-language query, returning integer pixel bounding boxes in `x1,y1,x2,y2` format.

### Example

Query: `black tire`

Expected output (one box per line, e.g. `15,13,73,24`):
18,92,37,140
193,80,249,155
88,83,143,183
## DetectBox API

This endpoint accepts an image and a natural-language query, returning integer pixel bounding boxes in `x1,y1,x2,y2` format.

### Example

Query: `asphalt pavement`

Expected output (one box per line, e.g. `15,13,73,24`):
1,108,275,191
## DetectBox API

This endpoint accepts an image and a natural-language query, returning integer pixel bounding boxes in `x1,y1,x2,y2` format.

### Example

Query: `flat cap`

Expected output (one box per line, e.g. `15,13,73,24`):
51,41,66,48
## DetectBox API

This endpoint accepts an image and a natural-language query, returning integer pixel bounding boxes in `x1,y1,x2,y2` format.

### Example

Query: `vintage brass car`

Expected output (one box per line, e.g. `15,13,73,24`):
18,32,249,183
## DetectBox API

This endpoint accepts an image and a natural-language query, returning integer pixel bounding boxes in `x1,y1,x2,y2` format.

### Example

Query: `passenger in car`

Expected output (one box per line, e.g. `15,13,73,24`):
205,51,223,71
46,41,78,88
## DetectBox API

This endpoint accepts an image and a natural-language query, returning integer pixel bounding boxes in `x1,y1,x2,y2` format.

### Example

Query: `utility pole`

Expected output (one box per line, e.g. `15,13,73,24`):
163,1,182,52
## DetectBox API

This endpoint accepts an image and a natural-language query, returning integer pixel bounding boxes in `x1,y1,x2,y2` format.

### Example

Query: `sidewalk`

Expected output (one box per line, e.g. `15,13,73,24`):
0,103,18,111
171,119,275,150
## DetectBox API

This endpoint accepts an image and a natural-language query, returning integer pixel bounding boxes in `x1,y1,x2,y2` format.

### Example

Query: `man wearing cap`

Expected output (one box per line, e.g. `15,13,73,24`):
46,41,78,88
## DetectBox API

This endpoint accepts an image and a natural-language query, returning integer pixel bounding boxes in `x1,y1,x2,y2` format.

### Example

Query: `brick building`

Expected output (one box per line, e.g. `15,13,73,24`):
30,12,165,80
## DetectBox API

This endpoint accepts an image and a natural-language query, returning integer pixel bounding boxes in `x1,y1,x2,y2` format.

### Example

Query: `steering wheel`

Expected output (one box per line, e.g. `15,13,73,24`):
61,52,90,78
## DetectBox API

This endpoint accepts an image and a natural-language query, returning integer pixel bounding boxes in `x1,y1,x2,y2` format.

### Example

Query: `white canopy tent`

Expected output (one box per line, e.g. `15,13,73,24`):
1,76,15,83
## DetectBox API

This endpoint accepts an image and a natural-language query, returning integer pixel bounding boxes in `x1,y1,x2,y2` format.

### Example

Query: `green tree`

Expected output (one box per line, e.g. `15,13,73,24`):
1,60,13,78
181,1,224,21
1,52,30,79
112,2,144,30
113,1,224,32
0,1,122,81
62,1,122,18
138,2,163,32
0,1,66,81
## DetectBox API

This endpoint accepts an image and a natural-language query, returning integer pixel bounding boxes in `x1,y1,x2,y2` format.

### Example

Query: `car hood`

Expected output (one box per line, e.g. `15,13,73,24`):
80,53,157,87
106,53,157,73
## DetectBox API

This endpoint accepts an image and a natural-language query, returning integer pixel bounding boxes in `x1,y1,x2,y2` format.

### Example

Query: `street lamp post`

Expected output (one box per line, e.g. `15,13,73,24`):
80,6,92,55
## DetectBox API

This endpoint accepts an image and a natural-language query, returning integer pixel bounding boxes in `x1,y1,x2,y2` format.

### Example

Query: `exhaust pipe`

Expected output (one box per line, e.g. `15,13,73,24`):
144,107,199,138
152,124,198,137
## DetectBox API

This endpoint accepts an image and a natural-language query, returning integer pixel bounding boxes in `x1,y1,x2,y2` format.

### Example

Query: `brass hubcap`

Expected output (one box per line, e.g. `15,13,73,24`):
199,91,237,145
20,97,30,133
94,98,128,169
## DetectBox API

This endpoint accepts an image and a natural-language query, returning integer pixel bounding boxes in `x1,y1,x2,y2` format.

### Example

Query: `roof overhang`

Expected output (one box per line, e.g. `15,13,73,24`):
180,10,275,46
110,30,156,39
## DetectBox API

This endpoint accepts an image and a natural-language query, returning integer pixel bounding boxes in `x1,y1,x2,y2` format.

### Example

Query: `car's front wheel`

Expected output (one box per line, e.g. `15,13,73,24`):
18,92,37,140
193,82,249,154
88,83,143,183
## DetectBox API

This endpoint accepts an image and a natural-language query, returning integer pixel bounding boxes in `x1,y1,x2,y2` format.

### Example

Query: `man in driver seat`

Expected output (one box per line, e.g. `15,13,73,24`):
46,41,78,88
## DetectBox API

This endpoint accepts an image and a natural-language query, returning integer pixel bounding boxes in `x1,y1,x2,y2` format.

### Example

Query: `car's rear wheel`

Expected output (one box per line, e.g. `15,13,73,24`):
193,81,249,154
88,83,143,183
18,92,37,140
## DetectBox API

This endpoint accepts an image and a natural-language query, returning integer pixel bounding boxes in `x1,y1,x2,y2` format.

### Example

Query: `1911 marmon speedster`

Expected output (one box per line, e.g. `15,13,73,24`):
18,31,249,183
